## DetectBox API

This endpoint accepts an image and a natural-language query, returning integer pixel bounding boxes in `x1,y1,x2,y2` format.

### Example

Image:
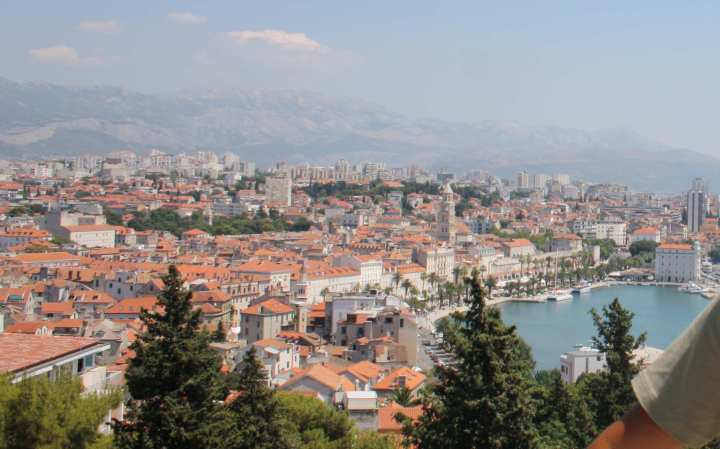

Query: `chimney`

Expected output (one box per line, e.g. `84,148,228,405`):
398,375,407,389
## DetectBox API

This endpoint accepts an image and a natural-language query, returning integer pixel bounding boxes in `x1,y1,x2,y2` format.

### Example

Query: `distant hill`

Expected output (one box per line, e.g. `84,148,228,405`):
0,76,713,192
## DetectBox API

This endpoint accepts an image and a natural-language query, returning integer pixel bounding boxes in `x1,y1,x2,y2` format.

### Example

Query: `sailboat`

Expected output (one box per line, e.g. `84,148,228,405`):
547,252,573,302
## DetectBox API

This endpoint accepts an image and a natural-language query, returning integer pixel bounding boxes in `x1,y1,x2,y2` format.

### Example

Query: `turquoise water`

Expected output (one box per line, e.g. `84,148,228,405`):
497,285,711,370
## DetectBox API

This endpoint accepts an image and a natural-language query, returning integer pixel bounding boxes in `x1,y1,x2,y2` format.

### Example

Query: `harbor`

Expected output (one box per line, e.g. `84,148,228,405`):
497,284,710,370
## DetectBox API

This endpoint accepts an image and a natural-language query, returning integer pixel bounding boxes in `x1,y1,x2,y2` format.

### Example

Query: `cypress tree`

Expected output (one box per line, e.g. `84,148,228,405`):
113,265,228,449
403,276,539,449
225,346,288,449
534,370,596,449
578,297,646,429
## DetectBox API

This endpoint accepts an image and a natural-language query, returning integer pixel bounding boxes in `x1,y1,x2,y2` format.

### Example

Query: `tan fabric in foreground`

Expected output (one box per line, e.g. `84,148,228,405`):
633,299,720,448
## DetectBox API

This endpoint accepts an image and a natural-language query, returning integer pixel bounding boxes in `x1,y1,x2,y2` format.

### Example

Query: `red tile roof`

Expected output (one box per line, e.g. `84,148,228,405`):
241,299,294,316
0,334,103,374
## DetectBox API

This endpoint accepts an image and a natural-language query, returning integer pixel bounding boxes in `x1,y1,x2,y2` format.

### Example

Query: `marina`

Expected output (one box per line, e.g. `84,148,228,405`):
497,284,710,370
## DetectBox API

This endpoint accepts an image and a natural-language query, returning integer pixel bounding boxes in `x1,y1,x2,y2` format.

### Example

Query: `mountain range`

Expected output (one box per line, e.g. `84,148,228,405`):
0,76,713,192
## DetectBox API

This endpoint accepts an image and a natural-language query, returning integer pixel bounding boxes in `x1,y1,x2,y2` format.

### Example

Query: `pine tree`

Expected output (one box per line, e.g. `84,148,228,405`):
534,370,596,449
113,265,229,449
225,346,288,449
403,277,539,449
578,298,646,429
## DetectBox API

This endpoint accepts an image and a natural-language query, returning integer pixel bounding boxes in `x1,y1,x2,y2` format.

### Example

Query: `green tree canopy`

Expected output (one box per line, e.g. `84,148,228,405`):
403,277,539,449
0,374,120,449
628,240,658,257
577,298,647,429
113,265,229,449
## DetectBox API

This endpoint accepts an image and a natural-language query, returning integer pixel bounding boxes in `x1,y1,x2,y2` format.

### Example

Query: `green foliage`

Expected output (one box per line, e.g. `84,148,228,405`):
104,209,124,226
0,374,121,449
391,386,420,407
212,321,226,342
127,208,206,236
303,180,439,202
275,391,356,449
533,370,596,449
628,240,658,257
289,216,313,232
225,347,288,449
50,236,72,245
127,207,297,236
6,206,32,217
75,191,93,199
114,265,229,449
709,247,720,264
583,238,616,260
578,298,646,429
404,277,539,449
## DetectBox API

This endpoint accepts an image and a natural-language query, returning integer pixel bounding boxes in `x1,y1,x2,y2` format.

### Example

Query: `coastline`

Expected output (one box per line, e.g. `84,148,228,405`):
417,281,707,331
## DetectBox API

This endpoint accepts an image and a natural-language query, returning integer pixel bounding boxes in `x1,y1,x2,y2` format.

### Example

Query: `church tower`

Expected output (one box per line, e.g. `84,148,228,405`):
437,182,456,244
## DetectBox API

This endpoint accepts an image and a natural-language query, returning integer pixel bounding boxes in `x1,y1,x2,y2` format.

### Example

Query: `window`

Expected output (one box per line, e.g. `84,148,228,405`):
77,357,84,373
341,326,347,335
400,318,404,328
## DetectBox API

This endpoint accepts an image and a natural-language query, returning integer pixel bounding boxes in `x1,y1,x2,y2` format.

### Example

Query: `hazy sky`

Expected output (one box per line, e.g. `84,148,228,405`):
2,1,720,155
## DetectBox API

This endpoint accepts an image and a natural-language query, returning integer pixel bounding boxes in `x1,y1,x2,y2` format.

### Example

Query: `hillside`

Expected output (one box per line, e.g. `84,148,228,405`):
0,76,713,192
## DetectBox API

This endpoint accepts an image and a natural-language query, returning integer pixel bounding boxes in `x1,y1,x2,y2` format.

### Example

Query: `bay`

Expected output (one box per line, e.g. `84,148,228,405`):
497,285,711,370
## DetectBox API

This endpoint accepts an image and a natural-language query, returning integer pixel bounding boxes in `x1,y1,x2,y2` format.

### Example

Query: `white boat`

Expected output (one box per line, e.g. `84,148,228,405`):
679,282,710,294
548,291,573,302
572,282,592,294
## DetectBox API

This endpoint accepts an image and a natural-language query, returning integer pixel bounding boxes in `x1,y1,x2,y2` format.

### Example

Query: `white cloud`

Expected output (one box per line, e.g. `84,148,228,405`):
227,30,327,52
77,20,121,33
168,11,207,25
29,45,98,66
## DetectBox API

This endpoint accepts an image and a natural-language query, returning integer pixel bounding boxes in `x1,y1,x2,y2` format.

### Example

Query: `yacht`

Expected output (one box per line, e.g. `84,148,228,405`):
547,291,573,302
572,281,592,294
679,282,710,294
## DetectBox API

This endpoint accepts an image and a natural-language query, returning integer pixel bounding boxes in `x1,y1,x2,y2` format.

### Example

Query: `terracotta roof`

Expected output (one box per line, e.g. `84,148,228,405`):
658,243,693,250
5,321,54,334
377,402,423,433
340,360,385,383
40,302,75,315
241,298,294,316
502,238,534,248
253,338,290,351
281,364,355,392
633,227,658,235
0,334,103,374
12,252,81,263
105,296,158,315
373,367,426,392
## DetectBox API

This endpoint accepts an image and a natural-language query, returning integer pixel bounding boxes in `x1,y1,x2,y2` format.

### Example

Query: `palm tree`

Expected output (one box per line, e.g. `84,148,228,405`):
420,272,428,292
428,272,440,294
401,279,413,298
391,386,419,407
392,271,403,294
452,266,462,285
484,276,497,298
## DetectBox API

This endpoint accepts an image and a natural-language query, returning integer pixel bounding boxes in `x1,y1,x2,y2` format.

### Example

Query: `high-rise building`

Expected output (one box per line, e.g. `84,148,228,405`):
533,173,550,189
516,171,529,189
554,173,571,186
265,174,292,207
687,178,706,234
436,183,456,244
